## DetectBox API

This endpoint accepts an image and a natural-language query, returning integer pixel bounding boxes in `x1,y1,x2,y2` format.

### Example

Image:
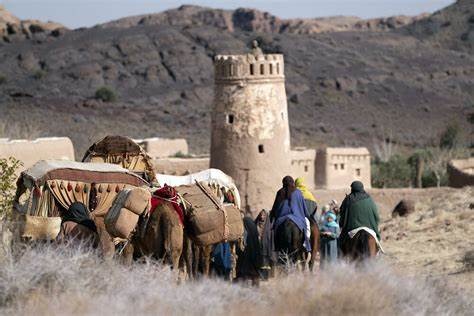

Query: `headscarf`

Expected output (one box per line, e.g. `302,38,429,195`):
282,176,296,201
61,202,97,232
323,211,339,228
348,181,370,204
270,176,296,220
295,177,316,202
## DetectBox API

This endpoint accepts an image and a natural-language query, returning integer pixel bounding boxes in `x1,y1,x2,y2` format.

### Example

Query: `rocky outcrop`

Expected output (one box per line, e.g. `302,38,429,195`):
0,5,66,41
448,158,474,188
392,199,416,217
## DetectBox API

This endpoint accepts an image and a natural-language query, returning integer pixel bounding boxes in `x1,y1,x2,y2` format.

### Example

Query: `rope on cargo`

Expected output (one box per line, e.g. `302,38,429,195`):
195,180,230,241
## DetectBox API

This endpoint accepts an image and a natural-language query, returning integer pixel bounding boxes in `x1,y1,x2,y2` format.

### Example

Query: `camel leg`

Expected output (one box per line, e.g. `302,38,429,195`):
92,216,115,260
162,216,183,271
200,245,212,277
120,242,134,266
181,235,194,280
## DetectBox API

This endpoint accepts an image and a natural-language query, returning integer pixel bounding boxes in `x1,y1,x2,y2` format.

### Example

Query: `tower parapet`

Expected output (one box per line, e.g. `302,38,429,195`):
214,54,285,82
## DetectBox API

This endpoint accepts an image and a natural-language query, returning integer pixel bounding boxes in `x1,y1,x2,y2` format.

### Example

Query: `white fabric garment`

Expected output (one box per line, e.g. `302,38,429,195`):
348,226,385,254
304,218,311,240
156,168,241,209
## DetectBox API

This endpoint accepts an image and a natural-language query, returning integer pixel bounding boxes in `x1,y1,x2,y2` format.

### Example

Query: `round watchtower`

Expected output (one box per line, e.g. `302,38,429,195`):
210,52,291,214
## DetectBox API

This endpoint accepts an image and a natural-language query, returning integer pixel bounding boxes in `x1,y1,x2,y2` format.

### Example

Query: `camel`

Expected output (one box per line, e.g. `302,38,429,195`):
132,201,184,271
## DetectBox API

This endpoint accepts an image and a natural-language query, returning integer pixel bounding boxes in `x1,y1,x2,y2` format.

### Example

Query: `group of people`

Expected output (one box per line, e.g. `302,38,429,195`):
250,176,381,273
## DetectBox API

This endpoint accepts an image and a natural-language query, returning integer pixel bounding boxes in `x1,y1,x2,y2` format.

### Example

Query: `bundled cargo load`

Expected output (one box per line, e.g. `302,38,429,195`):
177,181,243,246
105,187,151,239
12,160,149,241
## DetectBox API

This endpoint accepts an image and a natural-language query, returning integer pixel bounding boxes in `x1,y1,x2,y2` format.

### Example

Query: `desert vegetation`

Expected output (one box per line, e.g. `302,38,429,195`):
0,244,471,315
0,157,21,219
94,86,118,102
371,124,472,188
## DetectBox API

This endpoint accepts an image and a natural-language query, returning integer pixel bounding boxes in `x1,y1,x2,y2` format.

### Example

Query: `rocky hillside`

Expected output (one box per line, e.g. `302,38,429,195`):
402,0,474,53
0,3,472,157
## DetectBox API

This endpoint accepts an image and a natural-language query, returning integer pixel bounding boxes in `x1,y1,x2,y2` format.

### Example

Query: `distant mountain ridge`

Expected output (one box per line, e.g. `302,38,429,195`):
0,2,472,157
99,5,427,34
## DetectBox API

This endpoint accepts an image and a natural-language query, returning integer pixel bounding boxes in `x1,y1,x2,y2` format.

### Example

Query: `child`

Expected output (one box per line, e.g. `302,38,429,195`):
320,211,340,267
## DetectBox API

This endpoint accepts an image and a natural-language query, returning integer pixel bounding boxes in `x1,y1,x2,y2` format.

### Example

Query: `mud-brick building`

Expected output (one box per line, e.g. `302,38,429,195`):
0,137,75,172
315,147,371,190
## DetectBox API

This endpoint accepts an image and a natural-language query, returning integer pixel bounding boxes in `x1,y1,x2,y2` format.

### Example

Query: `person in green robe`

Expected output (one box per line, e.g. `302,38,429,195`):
338,181,380,250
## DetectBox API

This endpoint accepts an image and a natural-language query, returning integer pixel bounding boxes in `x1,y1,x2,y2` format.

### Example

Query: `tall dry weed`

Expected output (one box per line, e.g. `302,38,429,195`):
0,244,471,316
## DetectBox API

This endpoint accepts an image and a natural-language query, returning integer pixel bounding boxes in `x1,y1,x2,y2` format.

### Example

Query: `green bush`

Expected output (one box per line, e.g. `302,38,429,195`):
33,70,46,80
439,123,460,149
371,154,412,188
173,151,192,158
95,86,117,102
0,157,22,219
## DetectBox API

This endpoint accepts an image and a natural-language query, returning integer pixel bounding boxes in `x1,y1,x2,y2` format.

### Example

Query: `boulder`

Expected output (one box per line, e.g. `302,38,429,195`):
392,199,415,217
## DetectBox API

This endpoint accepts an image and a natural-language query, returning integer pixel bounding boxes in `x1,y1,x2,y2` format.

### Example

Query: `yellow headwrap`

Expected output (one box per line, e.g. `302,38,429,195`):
295,177,316,202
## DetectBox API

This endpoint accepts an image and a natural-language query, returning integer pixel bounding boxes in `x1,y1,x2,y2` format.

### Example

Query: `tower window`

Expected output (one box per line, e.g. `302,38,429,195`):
356,168,361,176
276,63,280,74
229,65,234,76
260,64,265,75
334,164,338,170
258,145,264,153
340,163,345,170
250,64,254,75
304,165,309,172
227,114,234,124
269,64,273,74
281,112,284,120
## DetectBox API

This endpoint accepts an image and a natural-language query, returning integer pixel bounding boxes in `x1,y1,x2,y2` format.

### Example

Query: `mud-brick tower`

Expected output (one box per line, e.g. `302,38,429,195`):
210,51,291,215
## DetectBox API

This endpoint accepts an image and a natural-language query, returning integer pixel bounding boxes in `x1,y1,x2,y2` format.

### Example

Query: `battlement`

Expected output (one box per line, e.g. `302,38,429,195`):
214,54,285,81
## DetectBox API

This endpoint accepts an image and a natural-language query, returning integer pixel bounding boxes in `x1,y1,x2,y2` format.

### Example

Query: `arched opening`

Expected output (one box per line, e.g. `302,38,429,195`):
269,64,273,75
258,144,264,153
260,64,265,75
250,64,254,75
276,63,280,74
227,114,234,124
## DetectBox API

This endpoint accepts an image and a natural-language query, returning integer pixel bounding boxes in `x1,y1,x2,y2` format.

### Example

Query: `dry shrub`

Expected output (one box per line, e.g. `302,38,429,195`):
0,244,472,316
463,250,474,272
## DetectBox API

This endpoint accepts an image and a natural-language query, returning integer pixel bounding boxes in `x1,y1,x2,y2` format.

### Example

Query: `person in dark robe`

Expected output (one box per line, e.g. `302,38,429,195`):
338,181,380,253
56,202,98,248
255,209,267,241
271,176,311,252
236,216,262,286
211,242,232,279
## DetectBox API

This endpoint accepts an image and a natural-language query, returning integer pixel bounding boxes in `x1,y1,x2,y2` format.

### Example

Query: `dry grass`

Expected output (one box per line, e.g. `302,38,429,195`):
0,243,472,316
0,120,43,140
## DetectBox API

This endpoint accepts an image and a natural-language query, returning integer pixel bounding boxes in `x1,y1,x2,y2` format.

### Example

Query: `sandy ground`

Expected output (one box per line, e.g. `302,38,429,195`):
314,186,474,293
